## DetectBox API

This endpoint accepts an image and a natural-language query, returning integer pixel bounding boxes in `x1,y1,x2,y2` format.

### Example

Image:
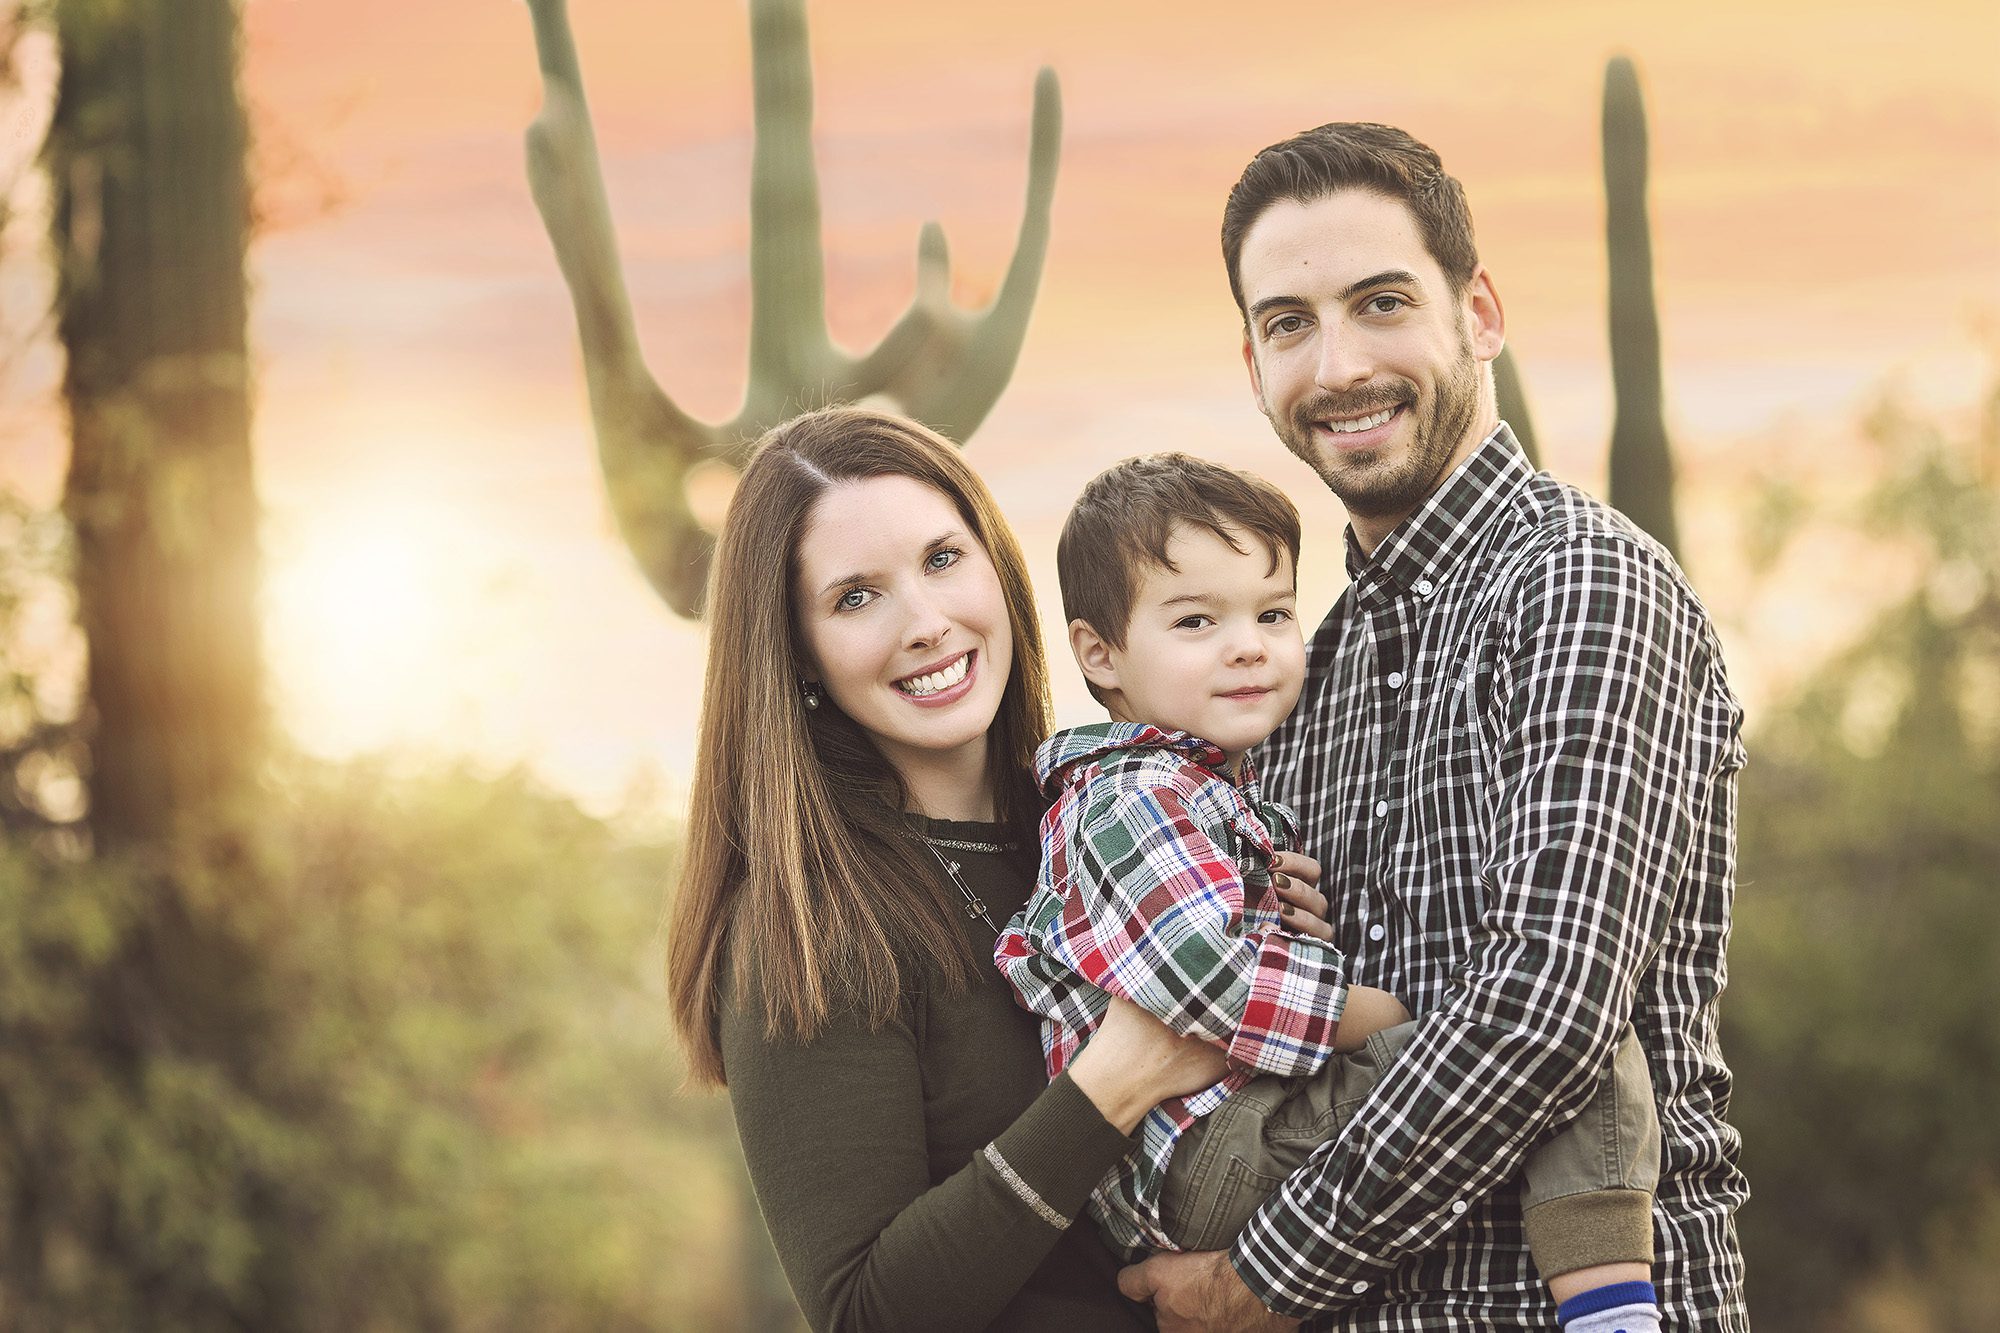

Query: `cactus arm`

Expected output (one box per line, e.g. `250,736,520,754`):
520,1,1060,615
847,67,1062,441
741,0,836,430
1493,344,1542,468
523,0,720,615
1603,54,1680,557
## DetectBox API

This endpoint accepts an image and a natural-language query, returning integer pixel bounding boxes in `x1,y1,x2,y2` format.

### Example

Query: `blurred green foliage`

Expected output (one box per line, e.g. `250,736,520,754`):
1728,379,2000,1330
0,756,753,1330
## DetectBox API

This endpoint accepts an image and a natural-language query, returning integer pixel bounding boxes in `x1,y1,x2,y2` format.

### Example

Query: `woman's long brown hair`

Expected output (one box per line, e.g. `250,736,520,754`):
666,408,1051,1085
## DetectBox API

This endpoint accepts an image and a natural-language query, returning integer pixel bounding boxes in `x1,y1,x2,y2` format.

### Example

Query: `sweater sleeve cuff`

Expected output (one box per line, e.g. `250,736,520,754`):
986,1071,1137,1222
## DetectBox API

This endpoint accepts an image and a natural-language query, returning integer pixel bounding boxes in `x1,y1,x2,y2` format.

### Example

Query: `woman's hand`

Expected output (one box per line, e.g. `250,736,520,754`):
1270,850,1333,942
1068,996,1229,1135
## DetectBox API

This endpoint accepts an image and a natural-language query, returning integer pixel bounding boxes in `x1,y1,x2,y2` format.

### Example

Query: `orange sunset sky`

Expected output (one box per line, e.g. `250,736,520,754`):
3,0,1997,812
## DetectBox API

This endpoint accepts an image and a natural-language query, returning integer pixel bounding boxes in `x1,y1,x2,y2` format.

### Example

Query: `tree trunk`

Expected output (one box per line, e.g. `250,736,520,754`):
49,0,261,850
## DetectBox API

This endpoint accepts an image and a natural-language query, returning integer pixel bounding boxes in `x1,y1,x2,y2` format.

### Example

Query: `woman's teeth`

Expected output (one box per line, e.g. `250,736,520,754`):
1326,406,1396,434
896,653,971,697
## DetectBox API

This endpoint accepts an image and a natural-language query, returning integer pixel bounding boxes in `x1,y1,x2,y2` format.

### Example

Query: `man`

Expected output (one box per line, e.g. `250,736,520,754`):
1118,123,1749,1330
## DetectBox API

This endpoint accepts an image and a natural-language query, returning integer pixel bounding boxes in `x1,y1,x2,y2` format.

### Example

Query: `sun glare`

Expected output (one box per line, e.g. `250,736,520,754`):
263,496,505,757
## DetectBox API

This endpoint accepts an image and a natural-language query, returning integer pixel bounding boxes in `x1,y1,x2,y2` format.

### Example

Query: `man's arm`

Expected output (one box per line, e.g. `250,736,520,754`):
1227,535,1722,1316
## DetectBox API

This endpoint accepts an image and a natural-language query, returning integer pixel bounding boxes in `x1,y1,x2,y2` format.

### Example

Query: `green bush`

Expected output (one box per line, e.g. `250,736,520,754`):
1729,384,2000,1330
0,759,749,1331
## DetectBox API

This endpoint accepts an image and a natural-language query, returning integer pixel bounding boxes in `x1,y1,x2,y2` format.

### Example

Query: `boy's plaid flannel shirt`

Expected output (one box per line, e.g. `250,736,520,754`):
993,721,1351,1256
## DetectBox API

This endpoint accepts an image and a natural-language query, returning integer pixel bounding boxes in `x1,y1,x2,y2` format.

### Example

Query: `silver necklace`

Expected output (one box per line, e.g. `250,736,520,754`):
923,842,1001,936
918,831,1015,855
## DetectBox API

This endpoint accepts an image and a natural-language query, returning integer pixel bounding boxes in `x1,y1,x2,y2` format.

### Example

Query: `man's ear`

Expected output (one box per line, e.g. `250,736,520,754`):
1465,265,1506,362
1241,332,1268,414
1068,618,1122,695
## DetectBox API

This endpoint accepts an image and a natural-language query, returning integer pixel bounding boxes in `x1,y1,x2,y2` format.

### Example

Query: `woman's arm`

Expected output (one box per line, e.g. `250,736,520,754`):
722,978,1215,1332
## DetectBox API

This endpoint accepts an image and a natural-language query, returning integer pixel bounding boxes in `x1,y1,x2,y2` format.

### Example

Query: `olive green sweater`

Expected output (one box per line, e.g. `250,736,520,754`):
720,817,1152,1333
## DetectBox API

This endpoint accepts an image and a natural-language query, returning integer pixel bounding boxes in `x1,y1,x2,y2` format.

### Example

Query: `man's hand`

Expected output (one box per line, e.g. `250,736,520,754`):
1117,1250,1298,1333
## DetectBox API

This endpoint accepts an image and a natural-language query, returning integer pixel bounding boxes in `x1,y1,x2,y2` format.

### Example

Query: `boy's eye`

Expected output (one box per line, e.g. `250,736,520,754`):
926,548,962,572
1259,608,1293,624
1173,614,1214,631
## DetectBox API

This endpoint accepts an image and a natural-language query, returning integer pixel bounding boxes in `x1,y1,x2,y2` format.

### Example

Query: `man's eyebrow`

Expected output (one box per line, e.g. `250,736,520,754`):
816,531,959,597
1339,269,1423,301
1245,269,1425,325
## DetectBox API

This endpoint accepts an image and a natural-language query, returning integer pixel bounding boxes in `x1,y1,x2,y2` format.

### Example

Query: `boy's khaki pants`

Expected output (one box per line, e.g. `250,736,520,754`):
1157,1022,1661,1276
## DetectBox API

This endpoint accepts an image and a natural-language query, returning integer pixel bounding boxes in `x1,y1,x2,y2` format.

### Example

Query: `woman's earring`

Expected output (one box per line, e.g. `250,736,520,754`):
799,680,822,711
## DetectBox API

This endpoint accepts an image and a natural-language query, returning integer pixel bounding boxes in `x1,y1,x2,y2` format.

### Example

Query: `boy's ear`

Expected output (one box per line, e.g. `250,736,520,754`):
1067,618,1122,694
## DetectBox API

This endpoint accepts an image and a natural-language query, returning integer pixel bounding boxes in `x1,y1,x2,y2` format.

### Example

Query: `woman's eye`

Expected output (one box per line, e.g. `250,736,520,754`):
837,588,873,611
926,548,962,572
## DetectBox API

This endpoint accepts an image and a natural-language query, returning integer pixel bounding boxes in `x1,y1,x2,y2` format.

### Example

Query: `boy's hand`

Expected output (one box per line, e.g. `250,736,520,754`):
1332,986,1412,1052
1270,851,1333,942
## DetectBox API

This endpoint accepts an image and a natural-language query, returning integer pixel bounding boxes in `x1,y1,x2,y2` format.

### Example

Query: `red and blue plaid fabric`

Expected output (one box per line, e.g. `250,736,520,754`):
994,723,1350,1256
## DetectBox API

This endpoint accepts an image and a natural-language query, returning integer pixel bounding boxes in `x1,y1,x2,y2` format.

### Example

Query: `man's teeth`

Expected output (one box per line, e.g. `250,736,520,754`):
1325,407,1396,434
897,653,971,697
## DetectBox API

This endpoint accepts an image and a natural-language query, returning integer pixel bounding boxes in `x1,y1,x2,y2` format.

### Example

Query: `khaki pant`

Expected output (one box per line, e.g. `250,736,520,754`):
1157,1023,1660,1277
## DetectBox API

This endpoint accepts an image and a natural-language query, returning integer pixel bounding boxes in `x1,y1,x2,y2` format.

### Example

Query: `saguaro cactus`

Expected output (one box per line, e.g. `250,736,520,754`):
522,0,1061,616
1494,346,1541,467
1602,54,1680,557
50,0,262,848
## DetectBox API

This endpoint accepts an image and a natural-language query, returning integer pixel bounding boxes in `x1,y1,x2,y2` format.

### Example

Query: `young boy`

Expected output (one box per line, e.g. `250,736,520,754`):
994,454,1664,1333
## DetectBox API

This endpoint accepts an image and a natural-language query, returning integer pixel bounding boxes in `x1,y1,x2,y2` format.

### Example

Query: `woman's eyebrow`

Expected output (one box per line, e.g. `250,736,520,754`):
815,532,959,596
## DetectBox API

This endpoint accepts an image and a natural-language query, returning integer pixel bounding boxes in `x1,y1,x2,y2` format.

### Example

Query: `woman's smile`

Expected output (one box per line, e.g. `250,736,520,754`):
893,649,975,701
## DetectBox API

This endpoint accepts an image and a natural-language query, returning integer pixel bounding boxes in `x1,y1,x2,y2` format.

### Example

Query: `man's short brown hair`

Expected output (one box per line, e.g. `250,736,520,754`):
1221,121,1479,318
1058,454,1301,699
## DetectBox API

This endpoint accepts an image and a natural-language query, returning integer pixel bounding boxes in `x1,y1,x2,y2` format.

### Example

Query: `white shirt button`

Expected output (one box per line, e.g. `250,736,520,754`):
1415,578,1435,596
1386,671,1404,689
1373,800,1389,817
1451,1199,1469,1215
1351,1279,1370,1293
1368,923,1386,942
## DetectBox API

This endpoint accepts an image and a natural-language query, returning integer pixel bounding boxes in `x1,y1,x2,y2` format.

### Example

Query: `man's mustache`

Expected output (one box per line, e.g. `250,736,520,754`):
1290,381,1417,425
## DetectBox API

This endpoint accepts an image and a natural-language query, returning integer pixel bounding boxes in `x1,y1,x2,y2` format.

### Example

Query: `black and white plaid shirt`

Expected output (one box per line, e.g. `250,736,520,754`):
1241,424,1750,1330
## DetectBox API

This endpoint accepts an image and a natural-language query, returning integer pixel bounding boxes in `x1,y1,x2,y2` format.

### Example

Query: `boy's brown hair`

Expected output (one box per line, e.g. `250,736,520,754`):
1058,454,1301,701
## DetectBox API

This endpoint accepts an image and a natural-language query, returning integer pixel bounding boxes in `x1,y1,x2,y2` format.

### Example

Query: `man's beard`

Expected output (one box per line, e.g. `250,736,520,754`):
1273,329,1482,522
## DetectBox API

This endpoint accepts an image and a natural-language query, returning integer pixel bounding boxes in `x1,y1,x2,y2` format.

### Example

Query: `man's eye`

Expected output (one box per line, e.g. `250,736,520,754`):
1364,294,1405,315
1265,314,1308,338
837,588,873,611
927,548,962,572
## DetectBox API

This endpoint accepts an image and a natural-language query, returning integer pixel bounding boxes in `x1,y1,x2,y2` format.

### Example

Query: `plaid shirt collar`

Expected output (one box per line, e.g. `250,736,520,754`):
1037,721,1239,795
1342,422,1535,607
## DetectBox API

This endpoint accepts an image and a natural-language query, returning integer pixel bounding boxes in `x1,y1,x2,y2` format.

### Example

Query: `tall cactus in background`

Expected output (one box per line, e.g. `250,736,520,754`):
1493,346,1540,467
1602,54,1680,557
522,0,1061,617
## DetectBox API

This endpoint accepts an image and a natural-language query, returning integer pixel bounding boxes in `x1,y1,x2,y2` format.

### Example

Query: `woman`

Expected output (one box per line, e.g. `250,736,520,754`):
667,407,1324,1332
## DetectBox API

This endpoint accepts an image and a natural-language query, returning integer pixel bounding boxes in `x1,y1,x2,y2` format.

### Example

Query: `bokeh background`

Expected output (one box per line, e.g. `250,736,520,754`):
1,0,1995,1328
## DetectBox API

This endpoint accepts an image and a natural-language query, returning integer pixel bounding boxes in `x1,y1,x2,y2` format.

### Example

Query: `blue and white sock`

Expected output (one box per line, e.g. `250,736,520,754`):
1557,1280,1662,1333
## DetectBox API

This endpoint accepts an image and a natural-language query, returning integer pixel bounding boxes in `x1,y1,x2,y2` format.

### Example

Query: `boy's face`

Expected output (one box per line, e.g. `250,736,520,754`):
1073,522,1306,774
